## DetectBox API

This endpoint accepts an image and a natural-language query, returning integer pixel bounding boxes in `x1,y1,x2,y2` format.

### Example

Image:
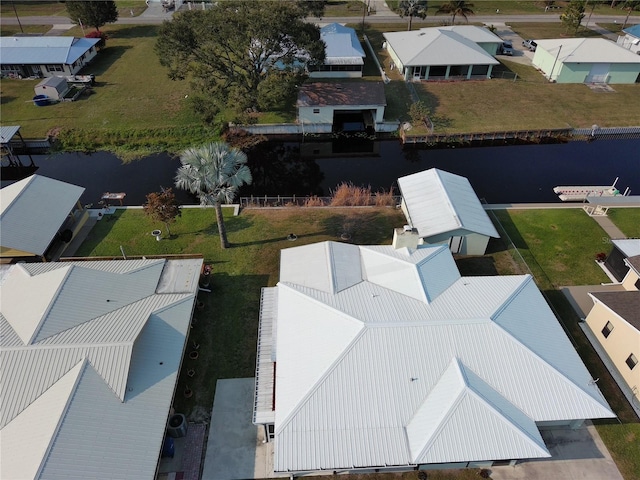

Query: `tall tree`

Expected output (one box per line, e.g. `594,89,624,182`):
560,0,586,35
175,143,252,249
398,0,429,31
143,187,181,236
65,0,118,32
156,1,325,124
436,0,475,24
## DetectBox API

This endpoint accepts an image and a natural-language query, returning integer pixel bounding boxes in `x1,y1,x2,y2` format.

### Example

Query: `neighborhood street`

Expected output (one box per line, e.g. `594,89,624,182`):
1,11,639,26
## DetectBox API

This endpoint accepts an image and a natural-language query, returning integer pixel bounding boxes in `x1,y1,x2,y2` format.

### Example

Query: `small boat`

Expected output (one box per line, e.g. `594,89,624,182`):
553,177,623,202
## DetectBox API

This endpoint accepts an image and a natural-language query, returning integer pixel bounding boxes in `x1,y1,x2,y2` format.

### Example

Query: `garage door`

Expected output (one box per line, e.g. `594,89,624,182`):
586,63,610,83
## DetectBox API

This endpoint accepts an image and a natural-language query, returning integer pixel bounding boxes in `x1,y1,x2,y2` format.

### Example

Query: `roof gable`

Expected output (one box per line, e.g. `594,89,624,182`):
408,359,549,464
0,360,84,480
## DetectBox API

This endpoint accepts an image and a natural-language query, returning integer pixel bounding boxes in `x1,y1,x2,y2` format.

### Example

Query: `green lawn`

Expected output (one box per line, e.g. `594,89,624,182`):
608,208,640,238
0,24,52,36
597,423,640,480
509,22,605,40
76,206,405,415
0,24,208,158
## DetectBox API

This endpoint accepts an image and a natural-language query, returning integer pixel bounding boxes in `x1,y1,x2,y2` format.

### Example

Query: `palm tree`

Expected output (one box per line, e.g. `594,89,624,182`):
398,0,429,31
436,0,475,24
175,142,252,249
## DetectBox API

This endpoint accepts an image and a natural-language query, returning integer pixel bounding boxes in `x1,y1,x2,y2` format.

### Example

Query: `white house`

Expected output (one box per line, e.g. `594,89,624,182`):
532,38,640,84
617,24,640,54
397,168,499,255
0,174,87,261
309,23,366,78
0,36,99,78
297,81,386,133
253,241,615,474
383,26,500,81
0,257,202,479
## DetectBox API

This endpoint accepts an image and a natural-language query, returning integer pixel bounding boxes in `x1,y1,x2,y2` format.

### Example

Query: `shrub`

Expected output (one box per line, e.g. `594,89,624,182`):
85,30,108,49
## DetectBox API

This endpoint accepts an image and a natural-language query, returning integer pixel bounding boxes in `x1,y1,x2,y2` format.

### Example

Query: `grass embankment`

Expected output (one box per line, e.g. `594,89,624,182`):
75,207,405,416
493,208,640,480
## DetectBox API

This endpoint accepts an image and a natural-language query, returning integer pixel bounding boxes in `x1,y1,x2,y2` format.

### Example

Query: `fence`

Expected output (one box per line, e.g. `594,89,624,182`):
240,195,402,208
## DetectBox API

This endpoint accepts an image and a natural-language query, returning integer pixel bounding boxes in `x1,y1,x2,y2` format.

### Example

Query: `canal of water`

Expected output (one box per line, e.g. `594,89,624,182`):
2,138,638,206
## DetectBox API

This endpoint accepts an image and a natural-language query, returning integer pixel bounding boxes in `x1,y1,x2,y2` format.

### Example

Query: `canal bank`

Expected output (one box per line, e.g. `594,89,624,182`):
2,138,638,206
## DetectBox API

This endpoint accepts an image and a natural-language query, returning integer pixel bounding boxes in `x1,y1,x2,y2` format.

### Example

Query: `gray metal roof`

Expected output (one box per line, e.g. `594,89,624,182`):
321,23,366,65
0,174,85,256
398,168,499,239
383,28,499,67
0,258,202,480
0,36,100,65
265,242,614,472
297,81,386,107
0,125,21,144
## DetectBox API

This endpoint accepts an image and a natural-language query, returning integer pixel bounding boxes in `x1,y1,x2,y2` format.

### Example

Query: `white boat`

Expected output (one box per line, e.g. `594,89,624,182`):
553,177,622,201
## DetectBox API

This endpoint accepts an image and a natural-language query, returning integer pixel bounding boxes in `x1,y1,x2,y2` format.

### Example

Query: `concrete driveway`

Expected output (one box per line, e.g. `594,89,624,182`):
490,423,623,480
489,23,536,66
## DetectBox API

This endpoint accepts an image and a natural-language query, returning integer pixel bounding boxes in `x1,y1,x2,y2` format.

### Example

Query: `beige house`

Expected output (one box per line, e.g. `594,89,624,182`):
585,291,640,408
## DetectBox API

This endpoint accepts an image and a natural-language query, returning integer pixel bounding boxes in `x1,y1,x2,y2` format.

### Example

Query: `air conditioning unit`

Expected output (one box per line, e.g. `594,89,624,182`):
167,413,188,438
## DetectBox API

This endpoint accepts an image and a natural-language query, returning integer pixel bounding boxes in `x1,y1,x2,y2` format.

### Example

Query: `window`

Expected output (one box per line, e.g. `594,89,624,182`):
46,65,64,72
313,108,320,114
601,321,614,338
626,354,638,370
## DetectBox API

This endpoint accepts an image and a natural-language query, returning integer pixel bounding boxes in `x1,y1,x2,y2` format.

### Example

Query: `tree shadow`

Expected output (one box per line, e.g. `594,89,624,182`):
455,256,499,276
0,95,16,105
79,45,131,76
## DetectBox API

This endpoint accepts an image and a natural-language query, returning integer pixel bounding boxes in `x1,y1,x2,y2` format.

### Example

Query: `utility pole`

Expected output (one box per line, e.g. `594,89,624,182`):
549,45,562,83
585,0,596,30
12,2,24,34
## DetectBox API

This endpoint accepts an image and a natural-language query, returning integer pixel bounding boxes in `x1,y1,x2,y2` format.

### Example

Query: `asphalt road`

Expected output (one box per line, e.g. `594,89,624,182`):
1,12,639,26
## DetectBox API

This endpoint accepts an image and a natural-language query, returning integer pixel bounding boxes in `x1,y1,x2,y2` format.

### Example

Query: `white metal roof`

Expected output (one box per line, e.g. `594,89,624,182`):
436,25,504,44
612,238,640,257
0,36,100,65
534,38,640,64
321,23,366,65
0,257,202,480
383,28,499,67
0,174,85,256
267,241,614,472
398,168,499,239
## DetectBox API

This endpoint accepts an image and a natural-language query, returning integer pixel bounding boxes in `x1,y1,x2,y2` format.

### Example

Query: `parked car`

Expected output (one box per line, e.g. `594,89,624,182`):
499,41,513,56
522,39,537,52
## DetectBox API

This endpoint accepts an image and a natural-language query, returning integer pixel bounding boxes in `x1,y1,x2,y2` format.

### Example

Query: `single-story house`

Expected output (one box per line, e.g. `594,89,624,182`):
604,238,640,286
532,38,640,84
0,174,87,262
397,168,499,255
617,24,640,54
383,26,500,81
0,256,202,479
0,36,99,78
34,76,69,101
309,23,366,78
297,81,386,133
584,291,640,411
253,240,615,474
